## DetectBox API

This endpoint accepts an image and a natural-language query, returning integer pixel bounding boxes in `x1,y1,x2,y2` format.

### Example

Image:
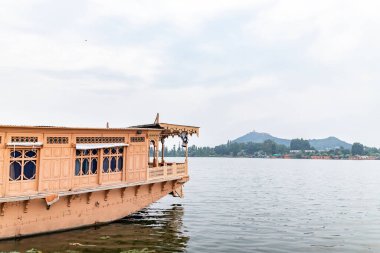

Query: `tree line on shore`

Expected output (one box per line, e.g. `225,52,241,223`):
159,139,380,158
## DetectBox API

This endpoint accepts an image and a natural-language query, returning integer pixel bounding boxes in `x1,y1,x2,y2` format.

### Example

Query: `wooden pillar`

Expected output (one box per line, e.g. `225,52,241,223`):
37,134,44,193
161,138,165,164
122,146,127,182
153,142,159,167
68,134,74,193
98,148,103,185
152,143,156,166
148,142,151,165
2,133,8,197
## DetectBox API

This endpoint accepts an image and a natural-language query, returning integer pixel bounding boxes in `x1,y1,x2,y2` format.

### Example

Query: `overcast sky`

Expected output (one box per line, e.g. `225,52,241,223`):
1,0,380,147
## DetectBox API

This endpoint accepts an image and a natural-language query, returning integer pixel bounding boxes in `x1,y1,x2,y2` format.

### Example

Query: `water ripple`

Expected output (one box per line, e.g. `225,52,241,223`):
2,158,380,253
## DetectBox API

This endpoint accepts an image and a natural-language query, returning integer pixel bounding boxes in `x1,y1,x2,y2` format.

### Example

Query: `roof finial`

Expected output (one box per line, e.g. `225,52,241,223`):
106,122,110,128
154,113,160,124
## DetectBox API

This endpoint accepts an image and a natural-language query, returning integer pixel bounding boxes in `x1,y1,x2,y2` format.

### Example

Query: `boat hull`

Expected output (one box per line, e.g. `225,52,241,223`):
0,180,183,239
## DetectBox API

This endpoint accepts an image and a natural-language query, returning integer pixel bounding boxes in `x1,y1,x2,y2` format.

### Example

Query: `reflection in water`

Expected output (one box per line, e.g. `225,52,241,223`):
0,204,188,253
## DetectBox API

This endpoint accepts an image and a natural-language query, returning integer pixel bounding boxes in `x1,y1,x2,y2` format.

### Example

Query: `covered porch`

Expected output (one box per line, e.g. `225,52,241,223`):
131,120,199,181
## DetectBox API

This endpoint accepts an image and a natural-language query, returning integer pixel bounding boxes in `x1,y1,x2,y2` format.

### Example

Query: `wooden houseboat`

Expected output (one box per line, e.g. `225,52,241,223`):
0,116,199,239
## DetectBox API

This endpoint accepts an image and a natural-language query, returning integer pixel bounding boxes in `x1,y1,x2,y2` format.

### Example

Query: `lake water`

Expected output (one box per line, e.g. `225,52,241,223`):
2,158,380,252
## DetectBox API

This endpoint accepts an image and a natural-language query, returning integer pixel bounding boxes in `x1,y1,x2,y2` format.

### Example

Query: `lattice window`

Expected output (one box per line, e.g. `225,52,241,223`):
76,137,125,144
103,147,124,173
130,137,145,143
47,137,69,144
11,136,38,143
9,149,38,181
75,149,98,176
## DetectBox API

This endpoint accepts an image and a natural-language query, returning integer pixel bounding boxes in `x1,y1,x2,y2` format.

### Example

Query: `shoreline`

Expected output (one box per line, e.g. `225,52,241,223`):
183,156,380,160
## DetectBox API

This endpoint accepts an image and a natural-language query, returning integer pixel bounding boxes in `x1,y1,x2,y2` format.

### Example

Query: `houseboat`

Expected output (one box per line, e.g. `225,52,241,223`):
0,116,199,239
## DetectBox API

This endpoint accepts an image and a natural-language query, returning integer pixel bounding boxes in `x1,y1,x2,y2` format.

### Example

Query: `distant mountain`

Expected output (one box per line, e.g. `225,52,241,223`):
309,137,351,150
233,131,352,150
234,132,291,146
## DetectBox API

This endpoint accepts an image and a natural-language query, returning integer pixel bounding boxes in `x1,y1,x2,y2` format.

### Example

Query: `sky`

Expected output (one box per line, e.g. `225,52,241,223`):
1,0,380,147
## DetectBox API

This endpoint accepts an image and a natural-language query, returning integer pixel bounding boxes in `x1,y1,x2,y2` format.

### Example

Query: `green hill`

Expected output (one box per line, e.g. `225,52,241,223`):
233,131,352,150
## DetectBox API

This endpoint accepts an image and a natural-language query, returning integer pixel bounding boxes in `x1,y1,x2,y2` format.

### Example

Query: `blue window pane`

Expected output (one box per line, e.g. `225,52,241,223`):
10,151,22,158
75,159,81,176
76,150,81,156
23,161,36,180
92,149,98,155
83,150,89,155
111,148,117,154
104,149,110,155
103,158,109,173
110,157,117,172
10,162,21,180
25,150,37,158
118,157,123,171
91,159,98,174
82,159,89,175
118,148,123,154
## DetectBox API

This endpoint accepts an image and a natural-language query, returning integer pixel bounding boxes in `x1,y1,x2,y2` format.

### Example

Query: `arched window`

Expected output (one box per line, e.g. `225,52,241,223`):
75,149,98,176
102,147,124,173
9,149,38,181
75,147,124,175
103,157,109,173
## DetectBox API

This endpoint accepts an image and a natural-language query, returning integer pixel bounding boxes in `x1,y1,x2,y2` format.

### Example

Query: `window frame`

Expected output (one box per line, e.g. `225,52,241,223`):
75,147,125,176
9,148,39,182
75,149,99,176
102,147,124,174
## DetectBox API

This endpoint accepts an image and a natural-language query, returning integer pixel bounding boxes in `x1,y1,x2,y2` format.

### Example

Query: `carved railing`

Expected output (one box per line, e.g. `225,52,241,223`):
148,167,165,179
147,162,187,181
176,163,186,175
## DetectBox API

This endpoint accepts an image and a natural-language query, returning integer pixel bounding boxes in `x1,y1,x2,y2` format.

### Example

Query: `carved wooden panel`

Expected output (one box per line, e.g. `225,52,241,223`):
61,159,71,177
11,136,38,143
8,180,37,195
0,148,3,186
47,137,69,144
0,133,4,146
8,182,20,192
130,137,145,143
72,175,97,188
43,160,52,179
53,159,61,178
40,147,72,191
76,137,125,144
126,142,148,182
43,148,52,158
53,148,61,157
102,172,122,183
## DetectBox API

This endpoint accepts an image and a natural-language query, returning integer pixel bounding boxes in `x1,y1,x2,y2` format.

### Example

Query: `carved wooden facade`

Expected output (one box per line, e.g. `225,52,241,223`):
0,128,152,196
0,121,199,239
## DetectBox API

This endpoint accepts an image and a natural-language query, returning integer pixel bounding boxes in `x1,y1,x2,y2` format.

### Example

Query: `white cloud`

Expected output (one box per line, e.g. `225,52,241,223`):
245,0,380,63
0,0,380,147
86,0,266,34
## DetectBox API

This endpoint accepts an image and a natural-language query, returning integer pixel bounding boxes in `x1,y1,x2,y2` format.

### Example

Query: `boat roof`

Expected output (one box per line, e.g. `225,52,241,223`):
0,114,199,135
0,123,200,135
129,123,200,136
0,124,161,131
